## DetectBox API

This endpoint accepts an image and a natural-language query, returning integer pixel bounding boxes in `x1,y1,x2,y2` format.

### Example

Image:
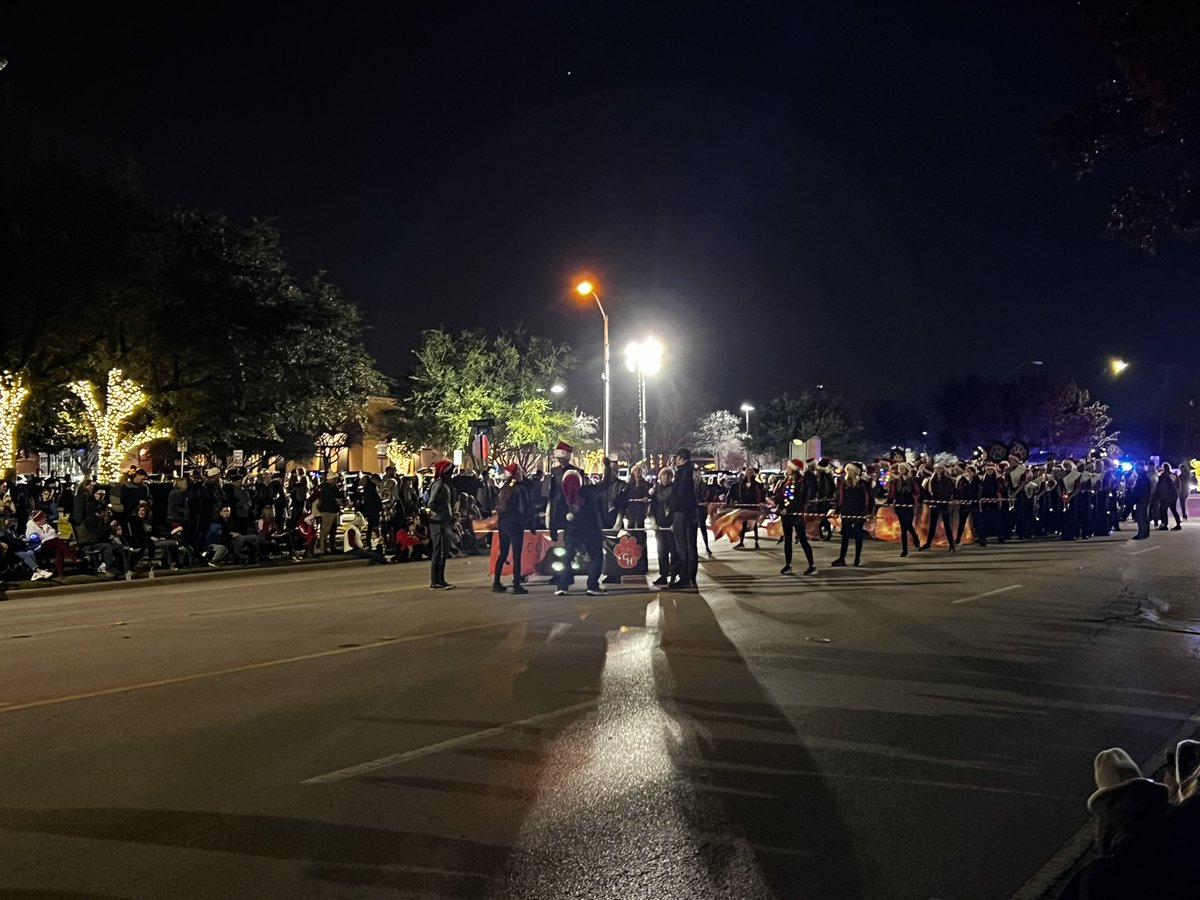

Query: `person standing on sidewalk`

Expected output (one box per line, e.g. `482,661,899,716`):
315,471,342,555
492,463,530,595
427,459,456,589
649,467,675,586
670,448,699,589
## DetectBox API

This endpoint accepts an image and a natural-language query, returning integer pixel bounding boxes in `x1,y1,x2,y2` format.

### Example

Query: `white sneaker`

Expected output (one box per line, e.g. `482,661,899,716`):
586,588,605,596
32,569,53,581
97,563,107,575
554,589,568,596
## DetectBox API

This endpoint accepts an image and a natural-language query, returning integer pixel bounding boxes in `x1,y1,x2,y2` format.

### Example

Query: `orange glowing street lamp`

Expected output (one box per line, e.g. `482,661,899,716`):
575,280,609,457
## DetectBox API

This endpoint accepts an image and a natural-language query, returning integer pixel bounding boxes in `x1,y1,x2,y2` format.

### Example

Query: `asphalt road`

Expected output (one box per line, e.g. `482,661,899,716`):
2,519,1198,900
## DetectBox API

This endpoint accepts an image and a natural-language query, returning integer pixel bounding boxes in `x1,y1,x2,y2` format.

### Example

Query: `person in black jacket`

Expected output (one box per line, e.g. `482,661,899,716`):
649,467,675,586
920,463,957,551
832,463,872,567
546,441,583,540
427,459,457,589
555,458,613,596
1130,462,1153,539
888,462,923,557
492,463,531,595
670,449,699,588
624,465,650,531
775,459,816,575
954,465,985,547
727,467,765,550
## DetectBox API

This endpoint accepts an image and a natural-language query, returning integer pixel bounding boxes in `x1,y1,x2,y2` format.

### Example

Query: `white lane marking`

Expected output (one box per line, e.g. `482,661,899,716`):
301,699,598,785
1130,546,1160,555
1009,705,1200,900
951,584,1022,605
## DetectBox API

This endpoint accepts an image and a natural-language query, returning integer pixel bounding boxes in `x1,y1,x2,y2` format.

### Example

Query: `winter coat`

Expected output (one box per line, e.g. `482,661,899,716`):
774,476,812,515
1155,473,1179,506
650,482,673,525
672,461,698,522
925,473,955,503
119,481,150,513
316,481,341,514
888,477,920,508
564,465,613,542
728,477,765,507
546,463,584,539
495,481,531,529
166,488,189,524
426,477,455,524
836,480,873,518
955,475,981,510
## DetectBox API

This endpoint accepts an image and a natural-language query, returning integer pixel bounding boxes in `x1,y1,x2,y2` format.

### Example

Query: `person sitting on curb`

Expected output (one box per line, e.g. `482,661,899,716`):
75,504,127,579
1061,742,1200,899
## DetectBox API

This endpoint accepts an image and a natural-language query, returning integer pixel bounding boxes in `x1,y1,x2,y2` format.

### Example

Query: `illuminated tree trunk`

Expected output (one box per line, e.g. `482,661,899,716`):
0,370,31,474
65,369,171,482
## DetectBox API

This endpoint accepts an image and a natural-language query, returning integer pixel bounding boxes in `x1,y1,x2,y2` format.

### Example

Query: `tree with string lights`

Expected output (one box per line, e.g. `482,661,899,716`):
63,369,171,482
0,370,30,474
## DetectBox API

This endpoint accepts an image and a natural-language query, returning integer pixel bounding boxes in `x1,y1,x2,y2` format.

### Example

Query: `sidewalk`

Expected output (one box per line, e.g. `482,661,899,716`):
0,553,372,601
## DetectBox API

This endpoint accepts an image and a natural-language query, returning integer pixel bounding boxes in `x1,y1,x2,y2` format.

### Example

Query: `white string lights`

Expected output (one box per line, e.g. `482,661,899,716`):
0,370,30,472
65,368,171,481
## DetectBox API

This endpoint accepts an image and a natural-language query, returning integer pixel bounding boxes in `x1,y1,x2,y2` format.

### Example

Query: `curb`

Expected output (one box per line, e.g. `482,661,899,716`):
0,555,368,600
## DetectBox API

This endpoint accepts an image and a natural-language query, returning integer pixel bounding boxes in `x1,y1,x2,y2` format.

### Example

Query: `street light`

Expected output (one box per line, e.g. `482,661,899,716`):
625,337,664,464
1111,358,1130,376
550,383,566,395
740,403,755,434
575,280,609,457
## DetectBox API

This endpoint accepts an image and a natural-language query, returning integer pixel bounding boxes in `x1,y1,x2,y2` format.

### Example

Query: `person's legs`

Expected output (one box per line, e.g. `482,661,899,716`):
429,523,446,585
585,538,603,591
654,529,673,583
508,528,524,586
671,513,696,585
782,515,794,569
835,527,850,564
851,521,864,565
493,529,512,588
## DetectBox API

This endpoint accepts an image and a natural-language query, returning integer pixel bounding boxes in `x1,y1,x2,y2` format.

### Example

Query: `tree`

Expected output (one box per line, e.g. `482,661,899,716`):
393,328,579,466
694,410,745,470
63,369,172,481
933,373,1118,458
0,370,30,473
1048,2,1200,251
746,391,864,462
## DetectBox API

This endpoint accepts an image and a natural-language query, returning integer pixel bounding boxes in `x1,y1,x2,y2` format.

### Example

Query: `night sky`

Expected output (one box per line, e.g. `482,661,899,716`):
5,2,1196,428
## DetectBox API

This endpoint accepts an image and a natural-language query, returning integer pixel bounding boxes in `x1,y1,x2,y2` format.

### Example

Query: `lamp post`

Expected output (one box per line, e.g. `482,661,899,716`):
740,403,755,435
575,281,609,457
625,338,664,464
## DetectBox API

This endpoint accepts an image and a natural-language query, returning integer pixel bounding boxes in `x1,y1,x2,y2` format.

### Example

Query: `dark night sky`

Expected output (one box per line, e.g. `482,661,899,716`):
4,1,1197,429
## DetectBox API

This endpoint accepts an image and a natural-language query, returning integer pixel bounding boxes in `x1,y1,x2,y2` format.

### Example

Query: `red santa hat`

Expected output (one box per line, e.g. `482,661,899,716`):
561,469,583,510
504,463,521,477
553,441,573,459
787,458,805,473
433,460,453,479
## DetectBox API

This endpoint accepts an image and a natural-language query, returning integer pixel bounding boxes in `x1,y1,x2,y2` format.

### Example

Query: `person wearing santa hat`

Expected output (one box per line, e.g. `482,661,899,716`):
427,459,457,589
554,457,613,596
492,463,531,595
774,459,816,575
545,441,583,542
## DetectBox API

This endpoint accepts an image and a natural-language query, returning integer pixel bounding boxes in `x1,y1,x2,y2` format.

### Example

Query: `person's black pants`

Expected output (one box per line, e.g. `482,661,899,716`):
923,506,954,548
654,528,675,578
494,525,524,585
558,530,602,591
838,520,864,564
896,507,920,553
429,522,449,585
955,507,981,544
1135,501,1151,538
671,513,698,584
782,514,812,568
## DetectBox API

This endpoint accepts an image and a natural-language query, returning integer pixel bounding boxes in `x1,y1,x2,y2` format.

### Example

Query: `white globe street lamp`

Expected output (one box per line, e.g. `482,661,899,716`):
625,338,665,464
